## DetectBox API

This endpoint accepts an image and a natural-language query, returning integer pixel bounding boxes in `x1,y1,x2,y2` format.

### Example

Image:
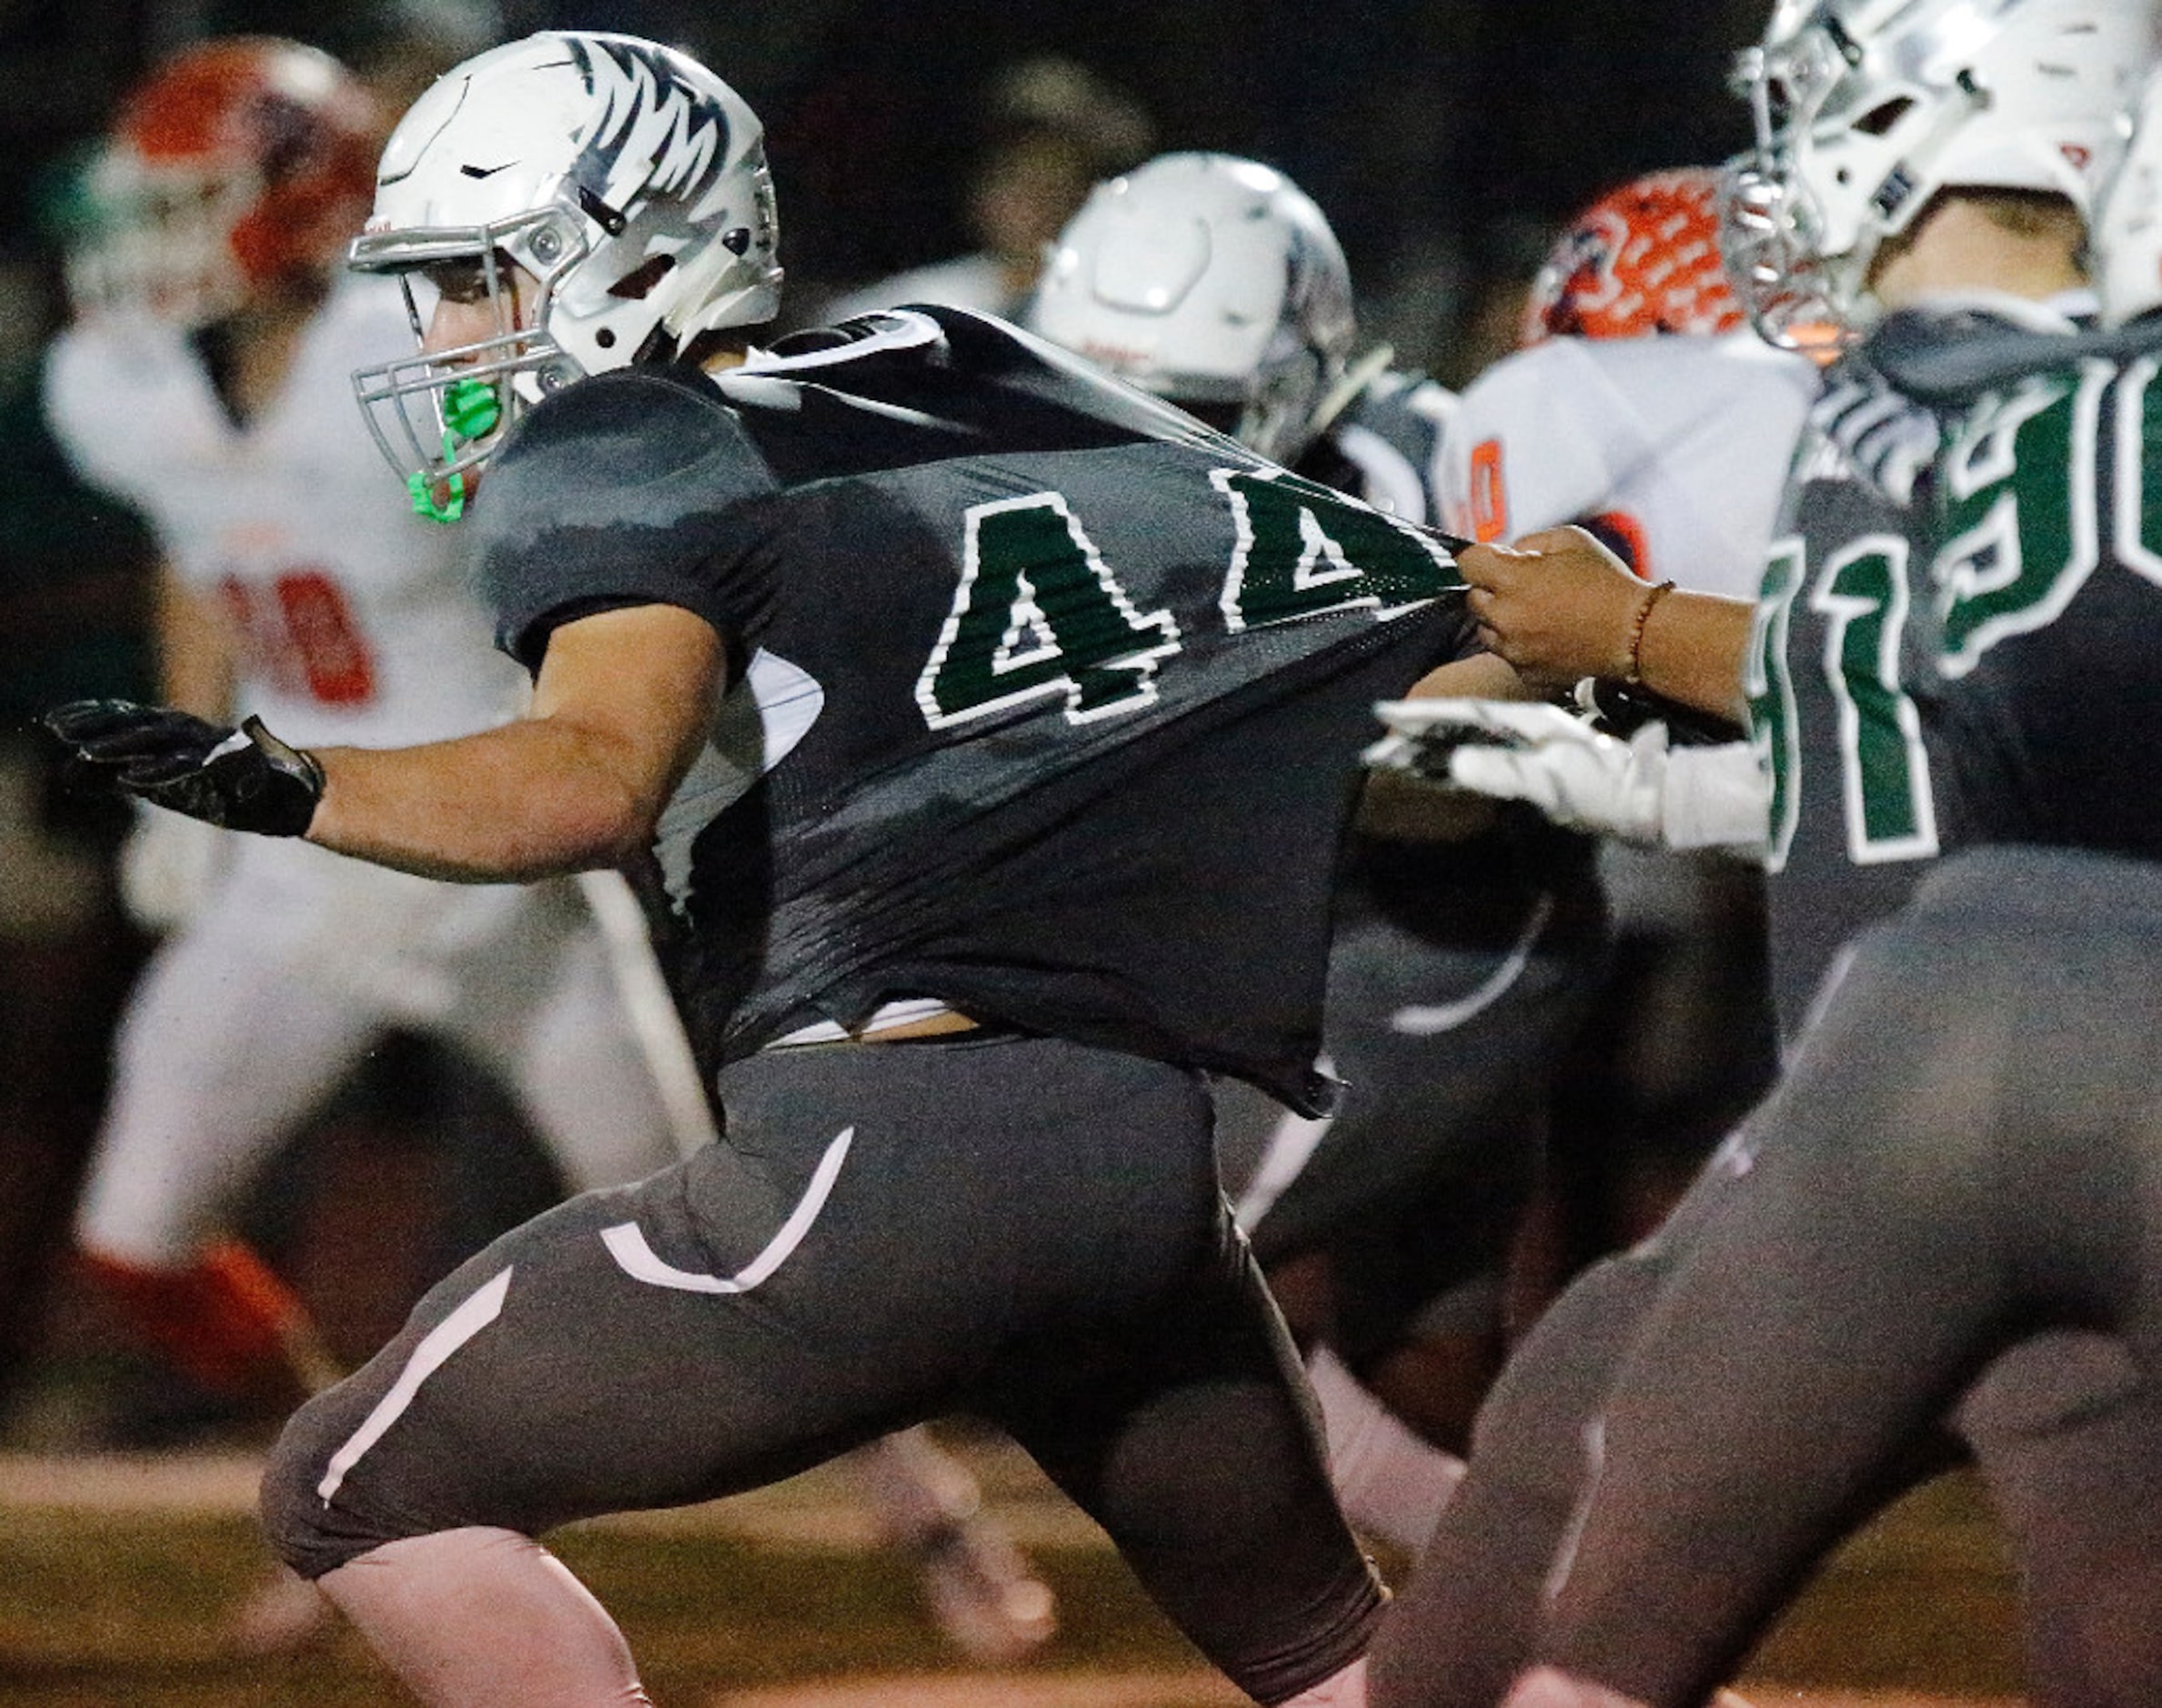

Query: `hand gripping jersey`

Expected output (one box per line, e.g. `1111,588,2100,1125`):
1440,331,1819,596
43,276,527,749
474,308,1479,1111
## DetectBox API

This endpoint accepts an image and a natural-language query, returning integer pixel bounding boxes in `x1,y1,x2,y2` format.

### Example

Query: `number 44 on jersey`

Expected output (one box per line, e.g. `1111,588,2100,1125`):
915,467,1462,729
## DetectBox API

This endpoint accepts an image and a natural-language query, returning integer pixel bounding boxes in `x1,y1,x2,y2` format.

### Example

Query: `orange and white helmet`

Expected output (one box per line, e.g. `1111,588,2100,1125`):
1519,168,1745,346
70,36,377,326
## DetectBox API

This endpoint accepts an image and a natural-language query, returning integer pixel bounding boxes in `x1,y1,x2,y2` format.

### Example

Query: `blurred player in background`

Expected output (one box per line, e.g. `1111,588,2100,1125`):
819,55,1151,324
1368,0,2159,1701
1431,168,1815,1271
42,33,689,1647
1028,152,1609,1559
45,34,1053,1663
46,25,685,1443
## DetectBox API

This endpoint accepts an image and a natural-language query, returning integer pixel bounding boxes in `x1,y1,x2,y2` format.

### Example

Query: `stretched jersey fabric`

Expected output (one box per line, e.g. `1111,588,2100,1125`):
44,278,527,748
1439,331,1817,596
473,307,1479,1111
1298,364,1458,527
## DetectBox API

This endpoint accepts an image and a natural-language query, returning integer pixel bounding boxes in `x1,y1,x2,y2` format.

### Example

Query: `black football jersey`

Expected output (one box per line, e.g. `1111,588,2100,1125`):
1924,341,2162,861
471,307,1478,1110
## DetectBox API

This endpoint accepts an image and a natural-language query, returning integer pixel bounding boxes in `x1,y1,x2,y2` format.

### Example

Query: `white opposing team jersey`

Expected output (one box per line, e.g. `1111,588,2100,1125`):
1437,331,1820,598
43,276,524,749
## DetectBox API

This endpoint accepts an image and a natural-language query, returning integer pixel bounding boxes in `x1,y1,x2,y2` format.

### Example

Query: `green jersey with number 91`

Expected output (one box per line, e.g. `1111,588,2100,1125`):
1751,326,2162,1040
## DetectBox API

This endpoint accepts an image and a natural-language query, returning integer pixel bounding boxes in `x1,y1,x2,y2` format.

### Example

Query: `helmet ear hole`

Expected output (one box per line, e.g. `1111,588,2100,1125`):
608,253,677,300
1854,96,1915,136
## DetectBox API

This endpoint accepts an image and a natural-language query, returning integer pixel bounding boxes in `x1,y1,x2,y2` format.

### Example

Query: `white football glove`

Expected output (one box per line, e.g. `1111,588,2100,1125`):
117,799,226,931
1369,699,1770,853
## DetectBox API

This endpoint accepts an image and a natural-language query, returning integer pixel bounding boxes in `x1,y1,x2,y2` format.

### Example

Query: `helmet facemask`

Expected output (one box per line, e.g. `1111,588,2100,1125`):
352,210,598,522
1722,18,1991,350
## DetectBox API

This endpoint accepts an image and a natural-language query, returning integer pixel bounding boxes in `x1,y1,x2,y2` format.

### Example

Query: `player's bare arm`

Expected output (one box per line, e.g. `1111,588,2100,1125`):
1460,527,1753,720
156,560,238,719
1402,648,1530,702
307,601,727,883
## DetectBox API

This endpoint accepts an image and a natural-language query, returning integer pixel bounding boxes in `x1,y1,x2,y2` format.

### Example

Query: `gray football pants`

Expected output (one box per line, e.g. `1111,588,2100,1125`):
1372,846,2162,1708
262,1030,1383,1704
1221,826,1609,1362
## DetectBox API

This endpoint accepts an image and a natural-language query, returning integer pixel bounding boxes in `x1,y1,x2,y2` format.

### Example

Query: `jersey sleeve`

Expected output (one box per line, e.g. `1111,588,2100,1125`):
471,366,781,670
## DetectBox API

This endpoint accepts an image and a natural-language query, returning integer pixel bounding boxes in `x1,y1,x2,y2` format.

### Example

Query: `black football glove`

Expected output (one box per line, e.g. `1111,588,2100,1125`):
43,699,324,837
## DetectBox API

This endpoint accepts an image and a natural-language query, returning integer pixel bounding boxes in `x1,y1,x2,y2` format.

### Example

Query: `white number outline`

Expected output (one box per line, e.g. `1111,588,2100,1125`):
1809,536,1938,865
1749,536,1807,873
1215,467,1454,633
1934,361,2105,678
2112,354,2162,593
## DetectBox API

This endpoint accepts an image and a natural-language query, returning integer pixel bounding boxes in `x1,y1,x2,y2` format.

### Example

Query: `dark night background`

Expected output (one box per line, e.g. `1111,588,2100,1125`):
0,0,1770,381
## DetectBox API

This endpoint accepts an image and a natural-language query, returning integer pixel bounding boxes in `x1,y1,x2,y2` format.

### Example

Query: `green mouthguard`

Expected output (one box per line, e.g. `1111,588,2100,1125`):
409,379,504,524
443,377,503,441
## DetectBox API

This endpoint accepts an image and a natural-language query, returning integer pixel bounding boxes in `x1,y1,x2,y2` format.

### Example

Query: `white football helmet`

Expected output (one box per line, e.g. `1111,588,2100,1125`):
1722,0,2147,349
1023,152,1356,465
2100,65,2162,324
347,31,781,517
